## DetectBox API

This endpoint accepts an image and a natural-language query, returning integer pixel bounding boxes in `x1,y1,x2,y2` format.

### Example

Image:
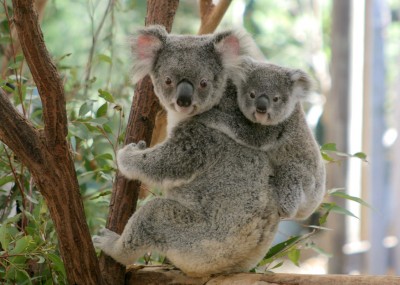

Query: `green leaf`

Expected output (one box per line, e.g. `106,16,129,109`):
320,143,337,151
0,175,14,187
321,152,335,162
89,117,108,126
330,191,372,208
10,235,35,255
308,242,333,257
307,225,333,231
25,193,39,204
321,203,358,219
97,54,112,64
79,102,92,117
270,261,284,269
47,253,66,279
95,153,113,161
353,152,368,161
318,210,330,226
96,102,108,117
69,123,90,140
263,236,301,261
288,248,300,266
98,89,115,103
327,188,346,194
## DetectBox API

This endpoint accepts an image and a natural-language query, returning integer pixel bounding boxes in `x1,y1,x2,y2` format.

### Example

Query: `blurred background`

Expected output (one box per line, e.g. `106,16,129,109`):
1,0,399,277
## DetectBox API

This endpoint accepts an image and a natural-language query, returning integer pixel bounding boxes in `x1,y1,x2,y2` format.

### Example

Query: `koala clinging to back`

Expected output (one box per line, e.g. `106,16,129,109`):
93,26,280,277
199,59,326,220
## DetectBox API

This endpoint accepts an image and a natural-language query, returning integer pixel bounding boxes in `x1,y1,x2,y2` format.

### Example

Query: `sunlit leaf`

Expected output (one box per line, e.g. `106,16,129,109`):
320,143,337,151
321,203,358,219
96,102,108,117
330,191,372,208
97,54,112,64
270,261,284,269
98,89,115,103
288,248,300,266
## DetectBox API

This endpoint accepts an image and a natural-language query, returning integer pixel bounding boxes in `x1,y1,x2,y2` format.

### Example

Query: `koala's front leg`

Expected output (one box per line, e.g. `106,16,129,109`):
117,128,219,188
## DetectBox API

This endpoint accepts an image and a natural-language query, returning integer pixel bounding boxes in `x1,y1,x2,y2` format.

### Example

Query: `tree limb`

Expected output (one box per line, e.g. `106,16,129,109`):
11,0,67,147
126,266,400,285
198,0,232,35
0,89,44,170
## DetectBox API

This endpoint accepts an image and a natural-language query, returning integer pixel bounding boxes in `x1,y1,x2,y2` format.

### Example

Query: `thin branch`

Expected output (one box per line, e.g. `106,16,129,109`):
83,0,114,97
199,0,213,22
11,0,67,147
198,0,232,35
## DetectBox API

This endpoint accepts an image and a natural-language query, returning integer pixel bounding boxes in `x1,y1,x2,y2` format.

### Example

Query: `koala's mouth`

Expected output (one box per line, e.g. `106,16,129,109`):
172,103,196,115
254,112,272,124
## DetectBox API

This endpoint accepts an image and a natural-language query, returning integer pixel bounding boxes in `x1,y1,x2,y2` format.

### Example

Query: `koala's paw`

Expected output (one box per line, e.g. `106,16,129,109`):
126,140,147,151
92,228,120,251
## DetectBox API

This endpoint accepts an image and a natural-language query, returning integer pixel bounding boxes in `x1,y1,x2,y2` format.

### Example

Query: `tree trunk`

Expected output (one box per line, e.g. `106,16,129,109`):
98,1,180,284
0,1,103,284
322,0,351,274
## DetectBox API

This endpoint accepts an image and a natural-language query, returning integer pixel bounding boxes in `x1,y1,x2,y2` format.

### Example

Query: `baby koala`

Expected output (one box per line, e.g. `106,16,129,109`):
199,59,326,220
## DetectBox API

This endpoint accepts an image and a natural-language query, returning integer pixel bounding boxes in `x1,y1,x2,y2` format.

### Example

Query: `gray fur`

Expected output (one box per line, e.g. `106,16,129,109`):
198,60,326,219
93,26,280,277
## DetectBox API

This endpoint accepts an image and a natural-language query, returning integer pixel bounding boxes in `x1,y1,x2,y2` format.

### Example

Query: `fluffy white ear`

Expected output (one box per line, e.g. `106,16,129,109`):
213,29,263,80
289,69,313,100
130,25,167,83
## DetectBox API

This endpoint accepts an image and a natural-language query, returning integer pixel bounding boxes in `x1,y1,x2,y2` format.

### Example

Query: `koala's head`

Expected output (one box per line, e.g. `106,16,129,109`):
130,25,258,120
236,60,312,125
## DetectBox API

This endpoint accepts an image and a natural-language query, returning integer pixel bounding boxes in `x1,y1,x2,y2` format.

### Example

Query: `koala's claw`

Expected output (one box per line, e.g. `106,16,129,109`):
126,140,147,151
137,140,147,150
92,228,119,250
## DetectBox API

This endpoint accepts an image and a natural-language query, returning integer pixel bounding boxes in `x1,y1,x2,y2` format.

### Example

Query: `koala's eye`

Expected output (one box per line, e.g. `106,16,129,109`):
200,79,208,88
273,96,279,102
250,92,256,99
165,77,172,85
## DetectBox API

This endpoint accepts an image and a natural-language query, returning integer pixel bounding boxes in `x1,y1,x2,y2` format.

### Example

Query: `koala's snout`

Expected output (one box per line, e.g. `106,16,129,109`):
255,95,269,113
176,80,194,108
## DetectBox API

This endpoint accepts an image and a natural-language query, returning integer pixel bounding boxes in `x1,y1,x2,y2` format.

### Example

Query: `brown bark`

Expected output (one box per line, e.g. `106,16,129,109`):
1,1,103,284
126,266,400,285
150,0,232,146
98,1,180,284
1,0,48,77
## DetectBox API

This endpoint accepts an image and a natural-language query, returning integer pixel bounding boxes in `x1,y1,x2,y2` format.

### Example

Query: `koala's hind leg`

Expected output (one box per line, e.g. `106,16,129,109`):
93,197,206,266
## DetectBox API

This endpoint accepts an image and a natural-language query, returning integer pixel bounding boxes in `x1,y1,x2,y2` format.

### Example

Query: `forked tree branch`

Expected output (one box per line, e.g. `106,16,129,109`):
11,0,68,147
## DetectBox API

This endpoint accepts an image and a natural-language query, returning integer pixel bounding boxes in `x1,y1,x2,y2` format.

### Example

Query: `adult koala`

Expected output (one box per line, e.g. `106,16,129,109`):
93,26,280,277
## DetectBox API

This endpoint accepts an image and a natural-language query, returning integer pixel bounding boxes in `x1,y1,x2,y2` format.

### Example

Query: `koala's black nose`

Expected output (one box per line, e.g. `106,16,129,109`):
176,80,194,107
255,96,269,113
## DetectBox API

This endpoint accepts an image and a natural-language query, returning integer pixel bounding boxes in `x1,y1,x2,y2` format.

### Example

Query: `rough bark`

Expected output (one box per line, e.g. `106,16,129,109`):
1,0,48,77
98,1,180,284
150,0,232,146
1,1,103,284
125,266,400,285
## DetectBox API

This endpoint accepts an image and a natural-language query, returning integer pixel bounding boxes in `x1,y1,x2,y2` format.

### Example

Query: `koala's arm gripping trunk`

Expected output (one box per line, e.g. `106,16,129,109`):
117,122,224,188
